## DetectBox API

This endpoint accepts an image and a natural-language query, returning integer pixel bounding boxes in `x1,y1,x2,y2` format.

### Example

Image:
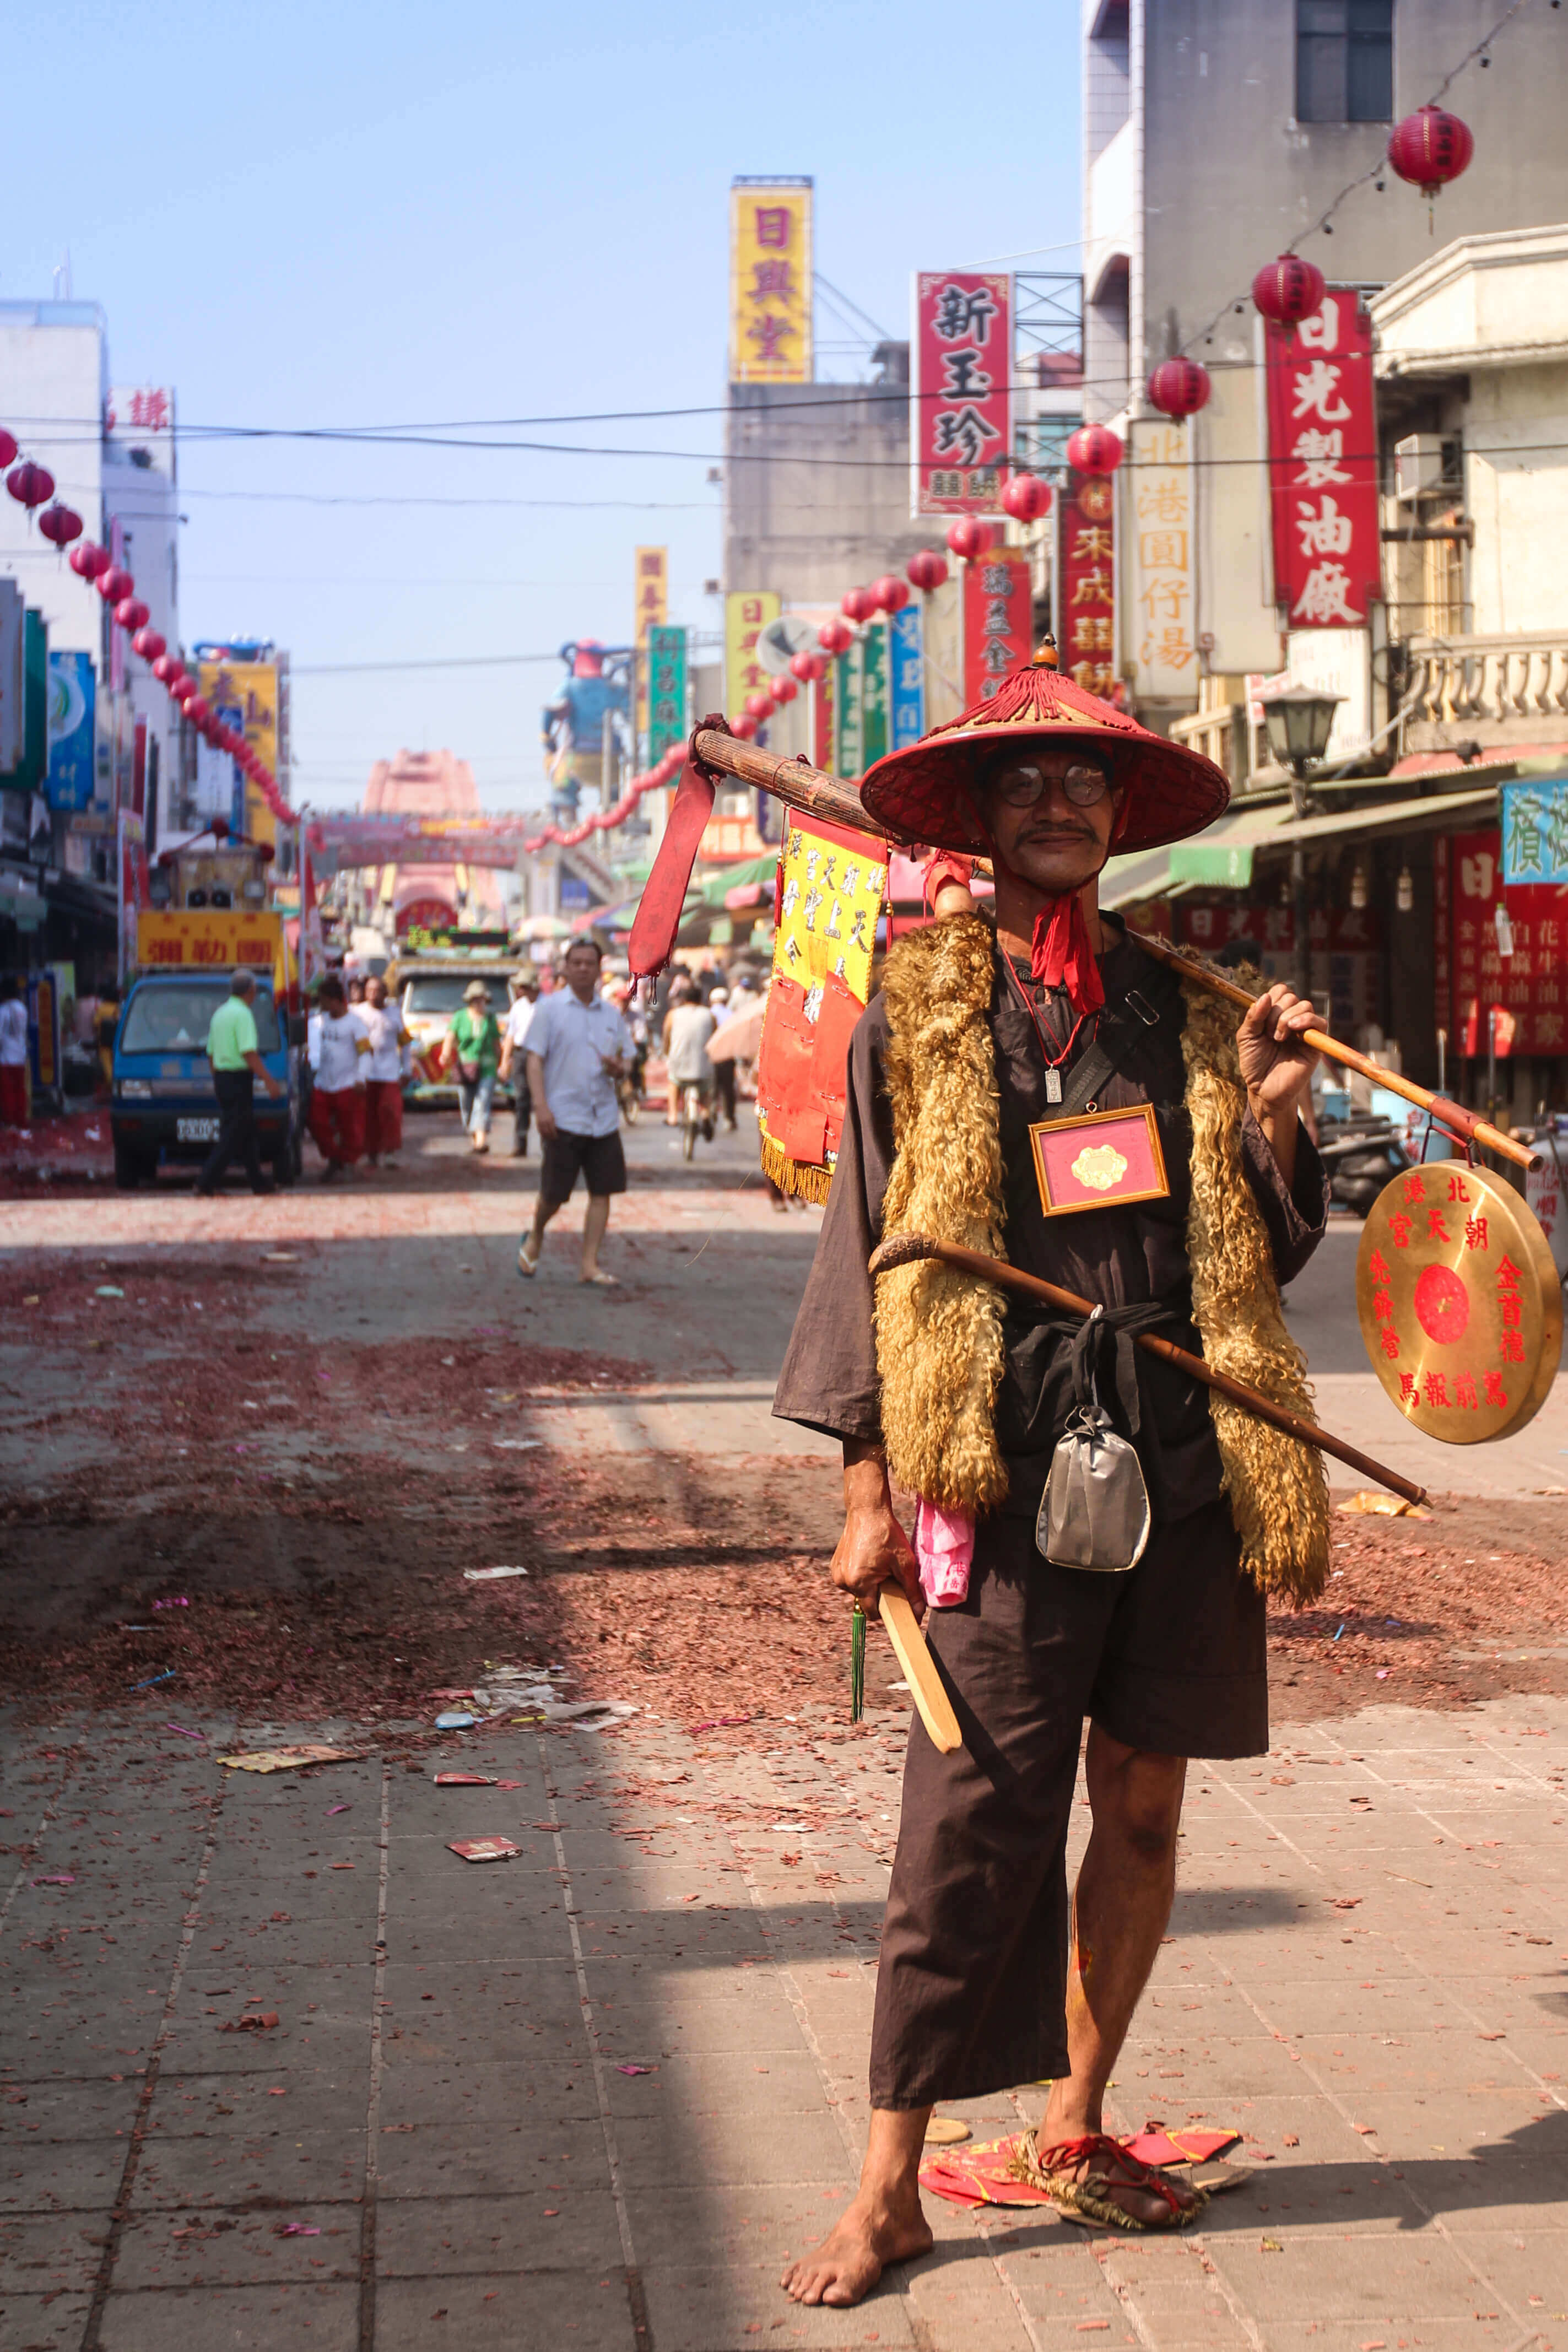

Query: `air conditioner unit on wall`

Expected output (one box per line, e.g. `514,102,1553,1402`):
1394,434,1445,503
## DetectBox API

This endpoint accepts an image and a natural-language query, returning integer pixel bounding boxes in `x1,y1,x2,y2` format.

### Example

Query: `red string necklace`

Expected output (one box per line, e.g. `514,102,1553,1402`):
1002,952,1096,1105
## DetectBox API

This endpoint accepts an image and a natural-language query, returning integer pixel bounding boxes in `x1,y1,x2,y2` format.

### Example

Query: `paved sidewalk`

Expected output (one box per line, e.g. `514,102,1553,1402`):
6,1691,1568,2351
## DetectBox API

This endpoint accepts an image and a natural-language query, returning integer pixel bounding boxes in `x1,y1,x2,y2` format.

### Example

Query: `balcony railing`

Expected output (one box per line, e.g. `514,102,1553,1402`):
1403,632,1568,742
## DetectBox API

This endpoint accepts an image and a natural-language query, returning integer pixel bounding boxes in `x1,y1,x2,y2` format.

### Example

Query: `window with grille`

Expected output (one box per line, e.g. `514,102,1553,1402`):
1296,0,1393,123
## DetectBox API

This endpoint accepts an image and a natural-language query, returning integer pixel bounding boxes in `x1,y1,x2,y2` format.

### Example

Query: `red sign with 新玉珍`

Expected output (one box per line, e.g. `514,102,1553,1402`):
912,272,1011,517
1264,290,1381,628
1441,829,1568,1057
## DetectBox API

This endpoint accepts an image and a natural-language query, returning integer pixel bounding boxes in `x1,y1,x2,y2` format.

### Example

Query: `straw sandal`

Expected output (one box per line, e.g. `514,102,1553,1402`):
1011,2131,1208,2232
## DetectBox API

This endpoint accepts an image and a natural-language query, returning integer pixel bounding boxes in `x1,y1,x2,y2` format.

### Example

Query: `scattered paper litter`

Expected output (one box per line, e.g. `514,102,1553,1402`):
275,2223,320,2236
95,1285,125,1298
153,1597,190,1610
263,1252,301,1264
218,1745,361,1775
164,1723,206,1740
464,1565,530,1581
1338,1490,1432,1520
483,1679,635,1729
615,2064,656,2076
31,1874,75,1888
492,1439,542,1451
448,1837,522,1864
435,1711,478,1731
219,2011,279,2034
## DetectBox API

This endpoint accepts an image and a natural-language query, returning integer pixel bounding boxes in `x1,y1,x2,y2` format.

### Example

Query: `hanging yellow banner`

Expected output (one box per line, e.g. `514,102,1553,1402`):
728,179,813,385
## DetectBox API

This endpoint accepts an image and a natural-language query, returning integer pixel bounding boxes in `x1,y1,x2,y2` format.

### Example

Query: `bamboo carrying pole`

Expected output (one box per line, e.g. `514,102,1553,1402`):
869,1231,1429,1508
685,726,1541,1174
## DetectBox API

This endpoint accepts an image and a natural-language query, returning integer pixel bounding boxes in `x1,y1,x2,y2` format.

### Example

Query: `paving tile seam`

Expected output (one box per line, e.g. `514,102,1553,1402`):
75,1776,226,2352
0,1728,87,1949
1196,1927,1533,2345
353,1761,392,2352
537,1729,648,2350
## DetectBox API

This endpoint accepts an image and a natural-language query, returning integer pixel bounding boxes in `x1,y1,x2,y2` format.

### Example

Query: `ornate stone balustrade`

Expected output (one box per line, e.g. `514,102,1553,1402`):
1403,632,1568,748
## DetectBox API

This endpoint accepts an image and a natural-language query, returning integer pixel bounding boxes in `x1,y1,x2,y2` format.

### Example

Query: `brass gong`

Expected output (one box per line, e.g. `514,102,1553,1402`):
1355,1161,1562,1444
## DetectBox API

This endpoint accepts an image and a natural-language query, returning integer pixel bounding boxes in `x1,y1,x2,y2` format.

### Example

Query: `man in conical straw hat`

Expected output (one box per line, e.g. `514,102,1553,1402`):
775,647,1329,2304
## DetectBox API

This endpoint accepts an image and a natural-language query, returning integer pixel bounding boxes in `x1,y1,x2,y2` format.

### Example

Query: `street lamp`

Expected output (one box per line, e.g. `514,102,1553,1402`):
1257,682,1342,1003
1258,682,1343,801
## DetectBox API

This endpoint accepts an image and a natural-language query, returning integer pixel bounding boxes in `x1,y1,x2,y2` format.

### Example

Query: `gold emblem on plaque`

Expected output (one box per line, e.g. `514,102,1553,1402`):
1355,1163,1562,1445
1070,1143,1129,1193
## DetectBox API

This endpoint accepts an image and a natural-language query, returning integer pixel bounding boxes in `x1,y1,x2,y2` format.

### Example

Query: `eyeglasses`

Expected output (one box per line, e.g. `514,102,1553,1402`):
990,758,1112,810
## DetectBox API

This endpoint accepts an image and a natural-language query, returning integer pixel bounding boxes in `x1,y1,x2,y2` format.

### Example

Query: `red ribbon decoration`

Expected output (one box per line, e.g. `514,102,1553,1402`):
1030,893,1105,1017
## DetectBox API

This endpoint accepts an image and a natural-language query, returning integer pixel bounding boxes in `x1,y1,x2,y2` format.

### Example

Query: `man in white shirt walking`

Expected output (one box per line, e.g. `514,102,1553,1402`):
517,938,632,1286
357,976,424,1169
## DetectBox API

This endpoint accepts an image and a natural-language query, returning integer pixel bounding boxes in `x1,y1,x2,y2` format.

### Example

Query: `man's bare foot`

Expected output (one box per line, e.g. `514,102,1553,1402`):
779,2189,933,2308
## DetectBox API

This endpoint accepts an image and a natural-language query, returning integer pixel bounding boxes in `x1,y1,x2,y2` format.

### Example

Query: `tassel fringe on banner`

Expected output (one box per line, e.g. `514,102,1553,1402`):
760,1131,835,1205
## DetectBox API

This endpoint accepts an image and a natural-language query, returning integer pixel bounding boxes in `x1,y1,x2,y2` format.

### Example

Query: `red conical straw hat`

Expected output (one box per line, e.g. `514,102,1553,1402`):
859,645,1230,856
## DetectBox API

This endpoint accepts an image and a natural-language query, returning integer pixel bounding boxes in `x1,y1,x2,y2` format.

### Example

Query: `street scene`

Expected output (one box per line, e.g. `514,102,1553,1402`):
6,3,1568,2348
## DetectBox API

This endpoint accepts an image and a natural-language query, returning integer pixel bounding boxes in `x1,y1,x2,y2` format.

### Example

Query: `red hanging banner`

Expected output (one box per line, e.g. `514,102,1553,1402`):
1264,290,1381,627
963,546,1031,705
1057,471,1117,699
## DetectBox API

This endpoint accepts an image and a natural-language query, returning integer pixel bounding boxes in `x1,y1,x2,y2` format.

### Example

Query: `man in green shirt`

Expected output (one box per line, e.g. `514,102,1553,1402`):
198,970,284,1197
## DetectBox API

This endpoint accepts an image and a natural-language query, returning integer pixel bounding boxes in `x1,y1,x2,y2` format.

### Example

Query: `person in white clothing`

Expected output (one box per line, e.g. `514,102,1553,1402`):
307,975,369,1180
497,967,540,1159
0,976,28,1127
357,976,425,1168
517,938,632,1286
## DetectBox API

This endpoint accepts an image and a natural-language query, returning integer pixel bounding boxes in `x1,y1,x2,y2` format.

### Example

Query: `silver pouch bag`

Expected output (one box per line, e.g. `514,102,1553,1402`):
1036,1318,1152,1574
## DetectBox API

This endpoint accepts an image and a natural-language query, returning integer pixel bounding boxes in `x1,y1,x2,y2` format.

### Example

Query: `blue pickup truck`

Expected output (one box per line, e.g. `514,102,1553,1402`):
111,971,302,1191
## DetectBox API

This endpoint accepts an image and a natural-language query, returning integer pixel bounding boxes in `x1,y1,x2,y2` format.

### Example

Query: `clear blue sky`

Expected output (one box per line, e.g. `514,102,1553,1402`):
18,1,1080,809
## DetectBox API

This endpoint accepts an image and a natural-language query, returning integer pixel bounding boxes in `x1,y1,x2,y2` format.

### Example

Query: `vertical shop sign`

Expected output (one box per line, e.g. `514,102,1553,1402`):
1501,778,1568,885
1057,473,1117,698
816,655,835,776
1434,834,1452,1048
1265,291,1381,627
963,547,1030,705
1448,828,1566,1056
728,179,813,384
196,657,279,846
646,624,688,761
835,647,863,780
861,621,889,767
724,592,779,718
912,272,1012,516
889,601,923,748
116,809,147,986
0,582,23,774
634,547,667,742
1128,419,1196,696
45,650,96,812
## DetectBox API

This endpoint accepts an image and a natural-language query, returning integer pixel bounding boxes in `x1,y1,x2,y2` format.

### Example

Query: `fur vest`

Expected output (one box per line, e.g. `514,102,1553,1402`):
872,911,1329,1604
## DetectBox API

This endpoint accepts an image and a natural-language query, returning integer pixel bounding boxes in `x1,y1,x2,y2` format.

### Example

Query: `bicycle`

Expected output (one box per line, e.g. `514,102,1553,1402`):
679,1080,713,1162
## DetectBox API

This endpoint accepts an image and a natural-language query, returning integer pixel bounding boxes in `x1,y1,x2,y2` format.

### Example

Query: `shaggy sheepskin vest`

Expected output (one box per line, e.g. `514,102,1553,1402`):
872,911,1329,1604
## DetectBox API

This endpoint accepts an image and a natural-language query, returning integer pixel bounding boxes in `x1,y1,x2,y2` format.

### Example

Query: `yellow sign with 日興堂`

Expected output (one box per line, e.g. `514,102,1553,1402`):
724,591,780,719
137,909,285,989
728,179,813,384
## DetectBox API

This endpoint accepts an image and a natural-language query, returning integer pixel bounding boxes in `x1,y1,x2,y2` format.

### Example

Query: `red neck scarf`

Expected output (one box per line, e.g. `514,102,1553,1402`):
1030,893,1105,1016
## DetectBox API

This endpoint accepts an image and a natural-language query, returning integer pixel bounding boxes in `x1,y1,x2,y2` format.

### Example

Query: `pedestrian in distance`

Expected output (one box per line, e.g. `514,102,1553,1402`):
498,967,541,1158
196,969,283,1197
307,974,369,1181
446,980,501,1156
706,985,739,1131
346,972,367,1008
774,645,1327,2308
0,974,28,1128
517,936,632,1287
662,976,716,1136
358,975,425,1169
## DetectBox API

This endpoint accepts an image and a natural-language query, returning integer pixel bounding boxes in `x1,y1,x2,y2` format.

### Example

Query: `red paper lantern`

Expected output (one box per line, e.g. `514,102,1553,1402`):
1146,358,1212,421
96,565,134,603
771,674,798,704
872,573,911,615
151,653,181,684
945,517,994,561
790,649,825,683
0,431,16,471
729,711,759,740
906,549,949,593
1252,253,1326,327
115,597,150,632
1001,472,1053,524
132,628,166,662
6,461,55,511
1388,104,1474,200
38,504,84,549
744,690,775,722
1065,425,1123,478
818,617,855,655
70,540,109,581
185,696,210,724
841,586,877,624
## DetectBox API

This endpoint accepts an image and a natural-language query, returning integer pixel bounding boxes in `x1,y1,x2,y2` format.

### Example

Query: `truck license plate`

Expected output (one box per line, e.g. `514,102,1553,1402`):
176,1117,219,1142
